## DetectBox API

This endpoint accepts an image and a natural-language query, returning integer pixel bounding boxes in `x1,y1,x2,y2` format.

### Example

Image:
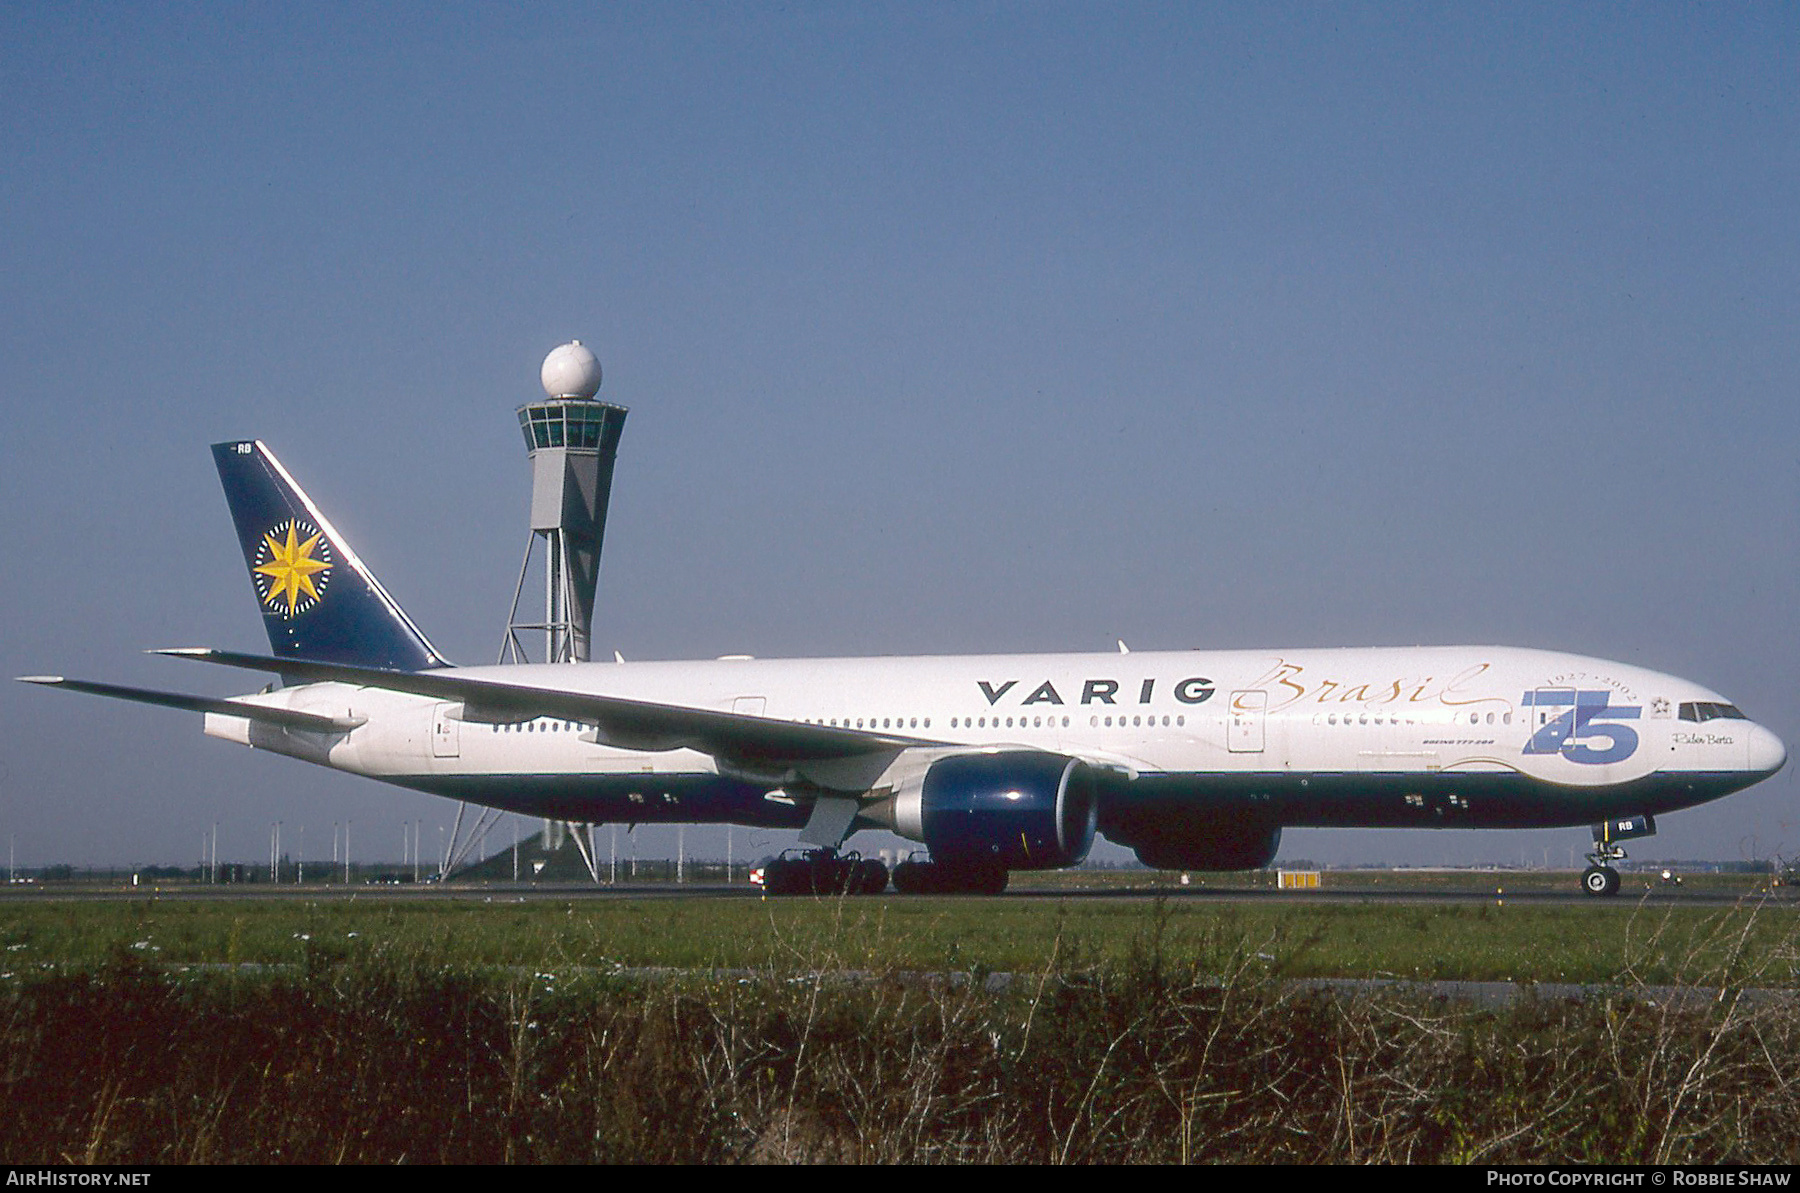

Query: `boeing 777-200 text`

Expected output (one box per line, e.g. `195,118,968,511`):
22,441,1787,895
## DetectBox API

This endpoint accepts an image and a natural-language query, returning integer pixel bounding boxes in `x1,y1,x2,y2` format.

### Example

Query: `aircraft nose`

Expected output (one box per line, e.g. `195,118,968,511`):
1746,723,1787,777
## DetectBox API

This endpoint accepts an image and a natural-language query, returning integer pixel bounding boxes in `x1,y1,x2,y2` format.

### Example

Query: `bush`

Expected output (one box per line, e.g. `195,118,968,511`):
1,921,1797,1163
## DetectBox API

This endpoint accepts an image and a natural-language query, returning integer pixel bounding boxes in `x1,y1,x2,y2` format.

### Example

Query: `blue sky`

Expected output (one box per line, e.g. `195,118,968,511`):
3,3,1796,870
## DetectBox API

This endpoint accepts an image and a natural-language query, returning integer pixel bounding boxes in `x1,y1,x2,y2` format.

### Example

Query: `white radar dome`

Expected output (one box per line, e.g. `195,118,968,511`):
541,340,602,399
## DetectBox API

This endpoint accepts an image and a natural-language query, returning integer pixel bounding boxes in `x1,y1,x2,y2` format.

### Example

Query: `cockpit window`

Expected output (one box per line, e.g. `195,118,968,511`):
1679,701,1748,723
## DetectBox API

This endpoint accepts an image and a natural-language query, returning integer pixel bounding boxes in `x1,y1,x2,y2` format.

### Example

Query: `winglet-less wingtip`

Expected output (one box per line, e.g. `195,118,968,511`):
21,673,365,733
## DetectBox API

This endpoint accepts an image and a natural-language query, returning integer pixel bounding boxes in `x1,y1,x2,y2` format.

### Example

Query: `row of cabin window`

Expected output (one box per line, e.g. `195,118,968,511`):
487,711,1512,735
947,714,1188,729
1322,711,1512,726
800,714,1191,731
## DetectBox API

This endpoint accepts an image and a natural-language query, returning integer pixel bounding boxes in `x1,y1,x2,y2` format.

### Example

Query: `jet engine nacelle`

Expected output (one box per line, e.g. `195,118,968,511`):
893,750,1098,870
1132,823,1282,872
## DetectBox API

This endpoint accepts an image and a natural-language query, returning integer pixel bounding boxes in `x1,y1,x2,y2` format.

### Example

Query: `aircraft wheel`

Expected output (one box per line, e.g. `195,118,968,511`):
764,858,807,896
892,859,936,894
851,859,889,895
816,857,853,896
1582,865,1621,898
939,862,1009,895
890,859,1009,895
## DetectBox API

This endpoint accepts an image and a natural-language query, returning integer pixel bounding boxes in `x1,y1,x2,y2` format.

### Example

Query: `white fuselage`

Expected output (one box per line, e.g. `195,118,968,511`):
204,644,1784,842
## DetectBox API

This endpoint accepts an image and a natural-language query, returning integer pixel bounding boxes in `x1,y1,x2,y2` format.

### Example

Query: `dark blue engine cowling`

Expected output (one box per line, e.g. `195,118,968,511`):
919,751,1098,870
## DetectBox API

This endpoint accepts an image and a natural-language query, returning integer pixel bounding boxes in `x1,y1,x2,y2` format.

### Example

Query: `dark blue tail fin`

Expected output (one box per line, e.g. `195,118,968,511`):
212,441,448,671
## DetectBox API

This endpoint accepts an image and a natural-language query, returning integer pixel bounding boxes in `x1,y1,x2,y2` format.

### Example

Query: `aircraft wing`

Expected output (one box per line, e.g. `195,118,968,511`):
18,676,366,734
152,648,937,764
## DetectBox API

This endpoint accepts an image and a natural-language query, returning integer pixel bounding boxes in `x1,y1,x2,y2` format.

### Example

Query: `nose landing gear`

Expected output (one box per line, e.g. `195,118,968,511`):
1581,814,1655,898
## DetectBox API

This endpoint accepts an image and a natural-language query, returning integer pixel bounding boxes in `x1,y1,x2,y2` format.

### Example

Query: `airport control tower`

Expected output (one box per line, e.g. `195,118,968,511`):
502,341,628,663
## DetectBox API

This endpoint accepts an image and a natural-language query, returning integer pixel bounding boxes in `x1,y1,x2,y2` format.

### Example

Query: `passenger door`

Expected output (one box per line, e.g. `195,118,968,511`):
1228,690,1266,753
431,703,460,759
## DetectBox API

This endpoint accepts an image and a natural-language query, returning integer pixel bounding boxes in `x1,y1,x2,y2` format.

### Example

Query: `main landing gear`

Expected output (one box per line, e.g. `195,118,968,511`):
754,849,1012,897
891,852,1009,895
1581,814,1656,898
758,848,889,896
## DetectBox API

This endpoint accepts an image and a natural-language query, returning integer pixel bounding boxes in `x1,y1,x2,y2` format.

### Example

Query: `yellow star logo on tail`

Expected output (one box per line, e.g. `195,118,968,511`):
254,521,332,617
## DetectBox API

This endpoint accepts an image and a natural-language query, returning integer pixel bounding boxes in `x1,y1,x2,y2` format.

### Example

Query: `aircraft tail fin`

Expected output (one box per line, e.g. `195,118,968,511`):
211,441,448,671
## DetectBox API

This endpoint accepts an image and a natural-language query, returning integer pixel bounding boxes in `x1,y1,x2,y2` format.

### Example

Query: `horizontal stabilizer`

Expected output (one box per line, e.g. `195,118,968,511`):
152,648,935,764
18,676,365,734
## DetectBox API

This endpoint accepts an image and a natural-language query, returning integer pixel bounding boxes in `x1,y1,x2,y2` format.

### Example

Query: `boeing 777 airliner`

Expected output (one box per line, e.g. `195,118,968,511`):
22,441,1787,895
